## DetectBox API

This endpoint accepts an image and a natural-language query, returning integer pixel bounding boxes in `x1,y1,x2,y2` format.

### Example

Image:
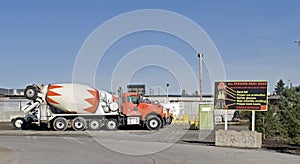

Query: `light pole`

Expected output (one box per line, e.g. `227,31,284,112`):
197,53,203,102
166,83,170,103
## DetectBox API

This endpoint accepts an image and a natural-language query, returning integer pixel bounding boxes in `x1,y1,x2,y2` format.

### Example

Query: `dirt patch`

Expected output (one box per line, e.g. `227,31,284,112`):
179,128,300,156
0,147,12,155
263,139,300,155
0,122,14,130
0,146,14,162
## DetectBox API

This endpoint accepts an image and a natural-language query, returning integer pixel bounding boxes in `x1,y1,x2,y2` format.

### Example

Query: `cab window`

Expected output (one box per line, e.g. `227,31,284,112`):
128,96,138,104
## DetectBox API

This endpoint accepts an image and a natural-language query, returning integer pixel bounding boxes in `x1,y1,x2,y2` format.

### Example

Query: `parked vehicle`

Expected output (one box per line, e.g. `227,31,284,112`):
11,83,165,131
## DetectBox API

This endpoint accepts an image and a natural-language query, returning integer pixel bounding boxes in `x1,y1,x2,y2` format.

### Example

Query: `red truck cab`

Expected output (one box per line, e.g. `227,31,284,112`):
121,93,164,130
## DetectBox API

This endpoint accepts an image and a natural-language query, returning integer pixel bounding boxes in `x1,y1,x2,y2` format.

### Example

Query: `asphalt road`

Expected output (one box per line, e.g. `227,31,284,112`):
1,135,299,164
0,125,299,164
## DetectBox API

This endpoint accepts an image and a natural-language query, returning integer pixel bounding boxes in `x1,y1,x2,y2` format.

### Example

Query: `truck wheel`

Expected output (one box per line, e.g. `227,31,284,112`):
105,119,118,131
72,117,87,131
53,117,68,131
166,117,172,125
88,119,102,131
146,115,162,130
12,117,25,130
24,85,38,100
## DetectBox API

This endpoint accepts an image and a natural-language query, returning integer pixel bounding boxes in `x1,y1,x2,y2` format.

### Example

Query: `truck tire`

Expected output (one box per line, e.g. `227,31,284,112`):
24,85,38,100
105,119,118,131
72,117,87,131
166,117,172,125
146,115,162,130
12,117,25,130
88,119,102,131
53,117,68,131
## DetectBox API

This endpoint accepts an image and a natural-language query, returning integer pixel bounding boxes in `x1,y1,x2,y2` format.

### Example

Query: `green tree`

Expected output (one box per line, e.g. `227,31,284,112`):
275,79,285,95
255,105,282,139
255,79,300,145
278,87,300,144
255,79,283,137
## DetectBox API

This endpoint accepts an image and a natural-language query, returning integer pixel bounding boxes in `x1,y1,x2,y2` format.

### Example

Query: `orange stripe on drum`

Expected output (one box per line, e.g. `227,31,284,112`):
48,85,63,90
47,85,62,105
46,97,60,104
47,90,61,97
84,89,100,113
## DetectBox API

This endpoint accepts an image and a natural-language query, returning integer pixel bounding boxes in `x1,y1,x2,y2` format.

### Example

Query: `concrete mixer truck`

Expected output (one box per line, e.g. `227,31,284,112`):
11,83,165,131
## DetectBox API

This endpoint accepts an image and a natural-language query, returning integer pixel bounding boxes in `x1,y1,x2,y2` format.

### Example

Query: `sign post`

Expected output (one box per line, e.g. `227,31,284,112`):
252,111,255,131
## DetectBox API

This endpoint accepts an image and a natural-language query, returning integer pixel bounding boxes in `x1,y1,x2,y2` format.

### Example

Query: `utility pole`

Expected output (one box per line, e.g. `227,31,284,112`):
289,40,300,87
198,53,203,102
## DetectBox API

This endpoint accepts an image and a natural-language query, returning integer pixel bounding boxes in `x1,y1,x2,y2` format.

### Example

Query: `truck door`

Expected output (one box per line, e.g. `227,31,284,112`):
122,95,139,115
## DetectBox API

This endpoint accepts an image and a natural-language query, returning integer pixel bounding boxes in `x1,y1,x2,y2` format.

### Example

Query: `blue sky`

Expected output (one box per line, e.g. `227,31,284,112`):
0,1,299,94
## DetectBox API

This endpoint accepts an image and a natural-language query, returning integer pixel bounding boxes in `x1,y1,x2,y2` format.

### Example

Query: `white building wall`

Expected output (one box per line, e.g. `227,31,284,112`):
147,95,234,122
